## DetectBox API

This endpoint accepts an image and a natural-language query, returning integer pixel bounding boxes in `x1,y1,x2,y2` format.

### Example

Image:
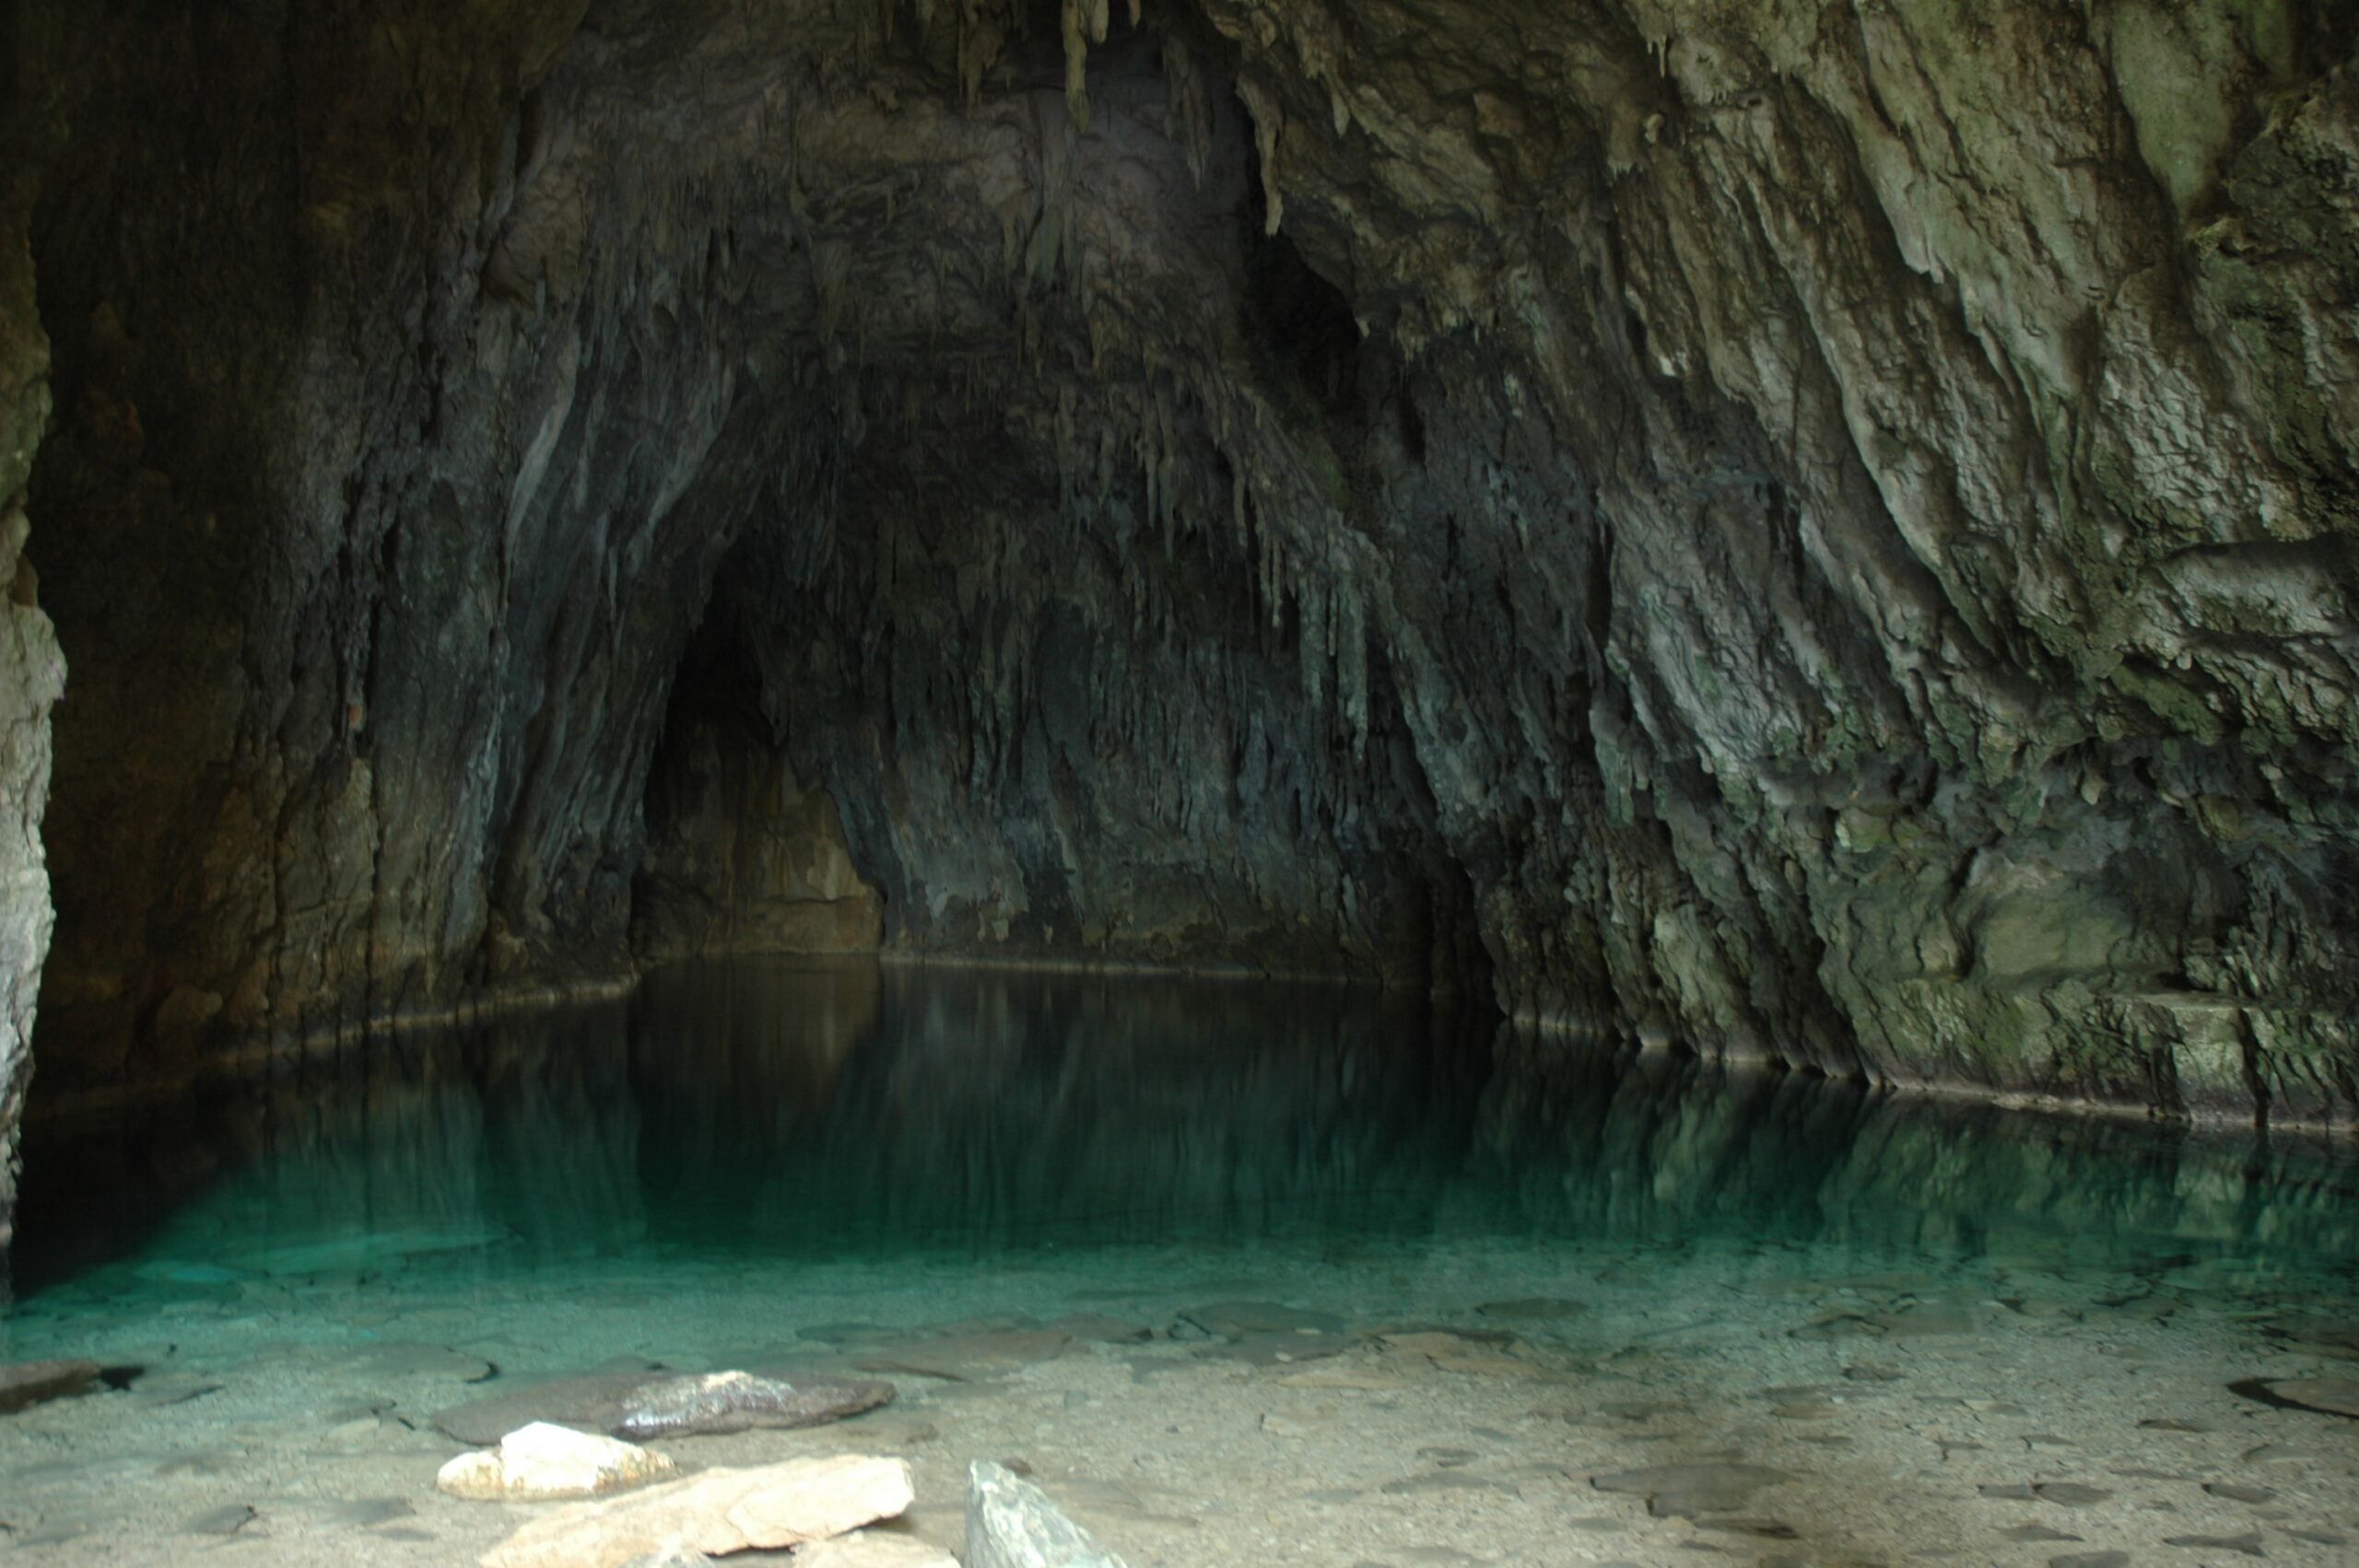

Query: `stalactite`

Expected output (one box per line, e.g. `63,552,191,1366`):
1299,578,1326,718
1236,75,1285,235
1338,581,1368,760
1160,36,1213,191
1060,0,1091,133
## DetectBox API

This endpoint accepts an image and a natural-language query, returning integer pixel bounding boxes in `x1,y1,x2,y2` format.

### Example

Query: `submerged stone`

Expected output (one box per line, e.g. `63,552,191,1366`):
437,1422,676,1500
1474,1297,1587,1319
966,1459,1130,1568
1979,1482,2112,1507
616,1370,895,1438
1591,1463,1792,1517
2204,1481,2276,1504
2255,1377,2359,1418
857,1332,1072,1382
1180,1302,1346,1340
2161,1531,2265,1557
0,1358,100,1414
482,1454,914,1568
1045,1314,1155,1344
438,1368,893,1446
796,1531,961,1567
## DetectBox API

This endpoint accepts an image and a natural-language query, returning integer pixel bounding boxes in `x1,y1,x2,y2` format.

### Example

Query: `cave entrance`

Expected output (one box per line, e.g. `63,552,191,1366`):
629,603,884,965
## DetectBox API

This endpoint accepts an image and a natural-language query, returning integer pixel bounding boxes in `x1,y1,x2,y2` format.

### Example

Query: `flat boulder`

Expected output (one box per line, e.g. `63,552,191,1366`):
1475,1297,1587,1320
2161,1531,2265,1557
1198,1331,1350,1366
481,1454,914,1568
858,1332,1072,1383
966,1460,1130,1568
2259,1376,2359,1418
0,1358,100,1414
1592,1463,1793,1517
616,1371,894,1439
1045,1314,1154,1344
797,1529,961,1566
1180,1302,1344,1340
437,1368,892,1446
438,1422,676,1500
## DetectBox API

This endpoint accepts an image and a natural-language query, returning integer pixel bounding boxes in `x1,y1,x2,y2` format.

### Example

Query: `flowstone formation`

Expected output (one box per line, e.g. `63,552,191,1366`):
0,0,2353,1158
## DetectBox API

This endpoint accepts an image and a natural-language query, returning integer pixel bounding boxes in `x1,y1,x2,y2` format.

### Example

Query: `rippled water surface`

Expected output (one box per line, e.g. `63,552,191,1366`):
4,959,2356,1566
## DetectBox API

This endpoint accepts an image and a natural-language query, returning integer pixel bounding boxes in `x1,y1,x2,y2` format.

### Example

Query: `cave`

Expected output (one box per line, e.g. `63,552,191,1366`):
1,1,2357,1561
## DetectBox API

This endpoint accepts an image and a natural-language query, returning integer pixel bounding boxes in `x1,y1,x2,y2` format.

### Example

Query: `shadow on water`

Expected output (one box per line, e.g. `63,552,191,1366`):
11,957,2359,1301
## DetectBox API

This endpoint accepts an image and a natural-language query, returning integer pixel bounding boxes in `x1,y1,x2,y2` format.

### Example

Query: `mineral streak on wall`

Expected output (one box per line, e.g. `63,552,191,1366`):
0,0,2352,1218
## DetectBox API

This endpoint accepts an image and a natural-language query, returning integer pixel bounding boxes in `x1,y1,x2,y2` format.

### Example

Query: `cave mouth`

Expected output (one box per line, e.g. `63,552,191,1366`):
629,599,887,967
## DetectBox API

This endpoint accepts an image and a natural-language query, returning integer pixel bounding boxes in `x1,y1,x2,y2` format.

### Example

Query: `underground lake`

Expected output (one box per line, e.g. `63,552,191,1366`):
3,960,2355,1565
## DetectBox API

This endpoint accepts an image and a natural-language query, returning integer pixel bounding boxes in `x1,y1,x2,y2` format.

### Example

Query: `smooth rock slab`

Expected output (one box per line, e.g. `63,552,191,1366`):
1045,1313,1154,1344
437,1368,893,1445
797,1529,961,1567
1979,1482,2113,1506
2204,1481,2276,1504
1199,1330,1351,1366
1180,1301,1345,1340
480,1454,914,1568
2161,1531,2265,1557
439,1422,676,1500
1591,1463,1793,1518
966,1458,1131,1568
858,1331,1073,1382
2258,1377,2359,1418
616,1370,896,1438
1474,1297,1587,1319
0,1358,100,1413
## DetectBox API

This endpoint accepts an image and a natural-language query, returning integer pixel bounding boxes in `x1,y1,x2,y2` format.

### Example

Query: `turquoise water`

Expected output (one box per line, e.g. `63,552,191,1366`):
3,959,2356,1566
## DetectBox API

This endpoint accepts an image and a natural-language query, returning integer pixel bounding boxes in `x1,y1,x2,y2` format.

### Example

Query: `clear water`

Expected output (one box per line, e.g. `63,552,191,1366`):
3,958,2356,1566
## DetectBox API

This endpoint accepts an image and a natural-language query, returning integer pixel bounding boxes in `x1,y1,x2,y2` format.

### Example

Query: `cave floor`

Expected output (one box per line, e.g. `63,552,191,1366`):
1,962,2354,1566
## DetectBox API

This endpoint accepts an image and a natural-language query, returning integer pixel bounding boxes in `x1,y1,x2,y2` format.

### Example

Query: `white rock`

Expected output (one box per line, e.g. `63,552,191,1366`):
438,1422,677,1501
966,1460,1130,1568
795,1528,961,1567
481,1454,915,1568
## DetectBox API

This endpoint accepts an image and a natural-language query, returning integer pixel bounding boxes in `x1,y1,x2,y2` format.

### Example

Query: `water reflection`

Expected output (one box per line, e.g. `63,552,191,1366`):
12,959,2359,1300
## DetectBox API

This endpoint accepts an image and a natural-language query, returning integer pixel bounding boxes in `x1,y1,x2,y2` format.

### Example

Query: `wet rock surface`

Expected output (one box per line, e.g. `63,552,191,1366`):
436,1421,678,1500
967,1458,1132,1568
436,1367,894,1446
482,1453,916,1568
616,1370,897,1438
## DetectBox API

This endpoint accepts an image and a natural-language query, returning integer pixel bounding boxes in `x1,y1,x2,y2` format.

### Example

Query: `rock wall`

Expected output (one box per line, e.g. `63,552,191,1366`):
1187,0,2359,1120
2,1,2354,1129
0,198,66,1252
